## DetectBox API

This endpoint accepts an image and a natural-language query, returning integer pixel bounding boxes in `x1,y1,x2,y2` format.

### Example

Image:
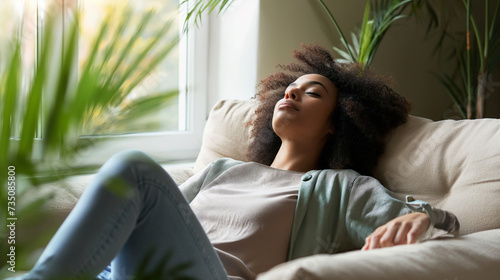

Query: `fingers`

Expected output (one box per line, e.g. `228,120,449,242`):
406,219,428,244
379,220,402,246
362,226,387,250
367,227,385,250
393,222,411,245
362,213,429,251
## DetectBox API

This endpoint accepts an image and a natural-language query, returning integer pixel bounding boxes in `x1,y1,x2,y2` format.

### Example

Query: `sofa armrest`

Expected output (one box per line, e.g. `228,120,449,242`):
257,229,500,280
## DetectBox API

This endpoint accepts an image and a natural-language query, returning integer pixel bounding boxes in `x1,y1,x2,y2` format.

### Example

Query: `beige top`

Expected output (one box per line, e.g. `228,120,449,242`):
189,162,304,280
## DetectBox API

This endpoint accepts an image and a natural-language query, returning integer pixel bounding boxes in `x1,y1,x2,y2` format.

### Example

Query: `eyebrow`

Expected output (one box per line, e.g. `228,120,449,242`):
289,81,328,93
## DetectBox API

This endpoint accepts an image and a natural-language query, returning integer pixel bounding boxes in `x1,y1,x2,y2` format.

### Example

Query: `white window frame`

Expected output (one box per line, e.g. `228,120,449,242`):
24,0,210,167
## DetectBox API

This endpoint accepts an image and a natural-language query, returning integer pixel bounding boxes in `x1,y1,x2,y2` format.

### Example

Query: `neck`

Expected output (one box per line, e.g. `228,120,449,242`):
270,139,324,172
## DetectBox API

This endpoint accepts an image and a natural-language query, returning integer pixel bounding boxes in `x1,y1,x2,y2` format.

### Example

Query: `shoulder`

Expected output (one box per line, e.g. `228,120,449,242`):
204,158,245,178
297,169,363,200
314,169,385,188
310,169,361,185
306,169,389,198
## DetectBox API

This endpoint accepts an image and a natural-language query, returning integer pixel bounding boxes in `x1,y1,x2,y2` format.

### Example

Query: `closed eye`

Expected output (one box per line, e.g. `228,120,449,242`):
306,92,320,97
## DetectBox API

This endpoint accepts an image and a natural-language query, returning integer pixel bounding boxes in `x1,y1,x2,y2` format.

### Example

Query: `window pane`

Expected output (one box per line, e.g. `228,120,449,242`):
0,1,38,138
79,0,181,135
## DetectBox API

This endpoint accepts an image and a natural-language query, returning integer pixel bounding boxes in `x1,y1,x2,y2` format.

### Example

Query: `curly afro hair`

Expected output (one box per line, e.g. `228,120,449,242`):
246,43,411,175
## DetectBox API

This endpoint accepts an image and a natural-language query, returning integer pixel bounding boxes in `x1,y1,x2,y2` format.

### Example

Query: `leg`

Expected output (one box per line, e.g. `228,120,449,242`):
20,150,227,280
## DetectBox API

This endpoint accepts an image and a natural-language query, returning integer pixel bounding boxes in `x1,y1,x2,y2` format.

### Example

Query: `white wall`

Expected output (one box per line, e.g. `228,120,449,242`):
206,0,260,114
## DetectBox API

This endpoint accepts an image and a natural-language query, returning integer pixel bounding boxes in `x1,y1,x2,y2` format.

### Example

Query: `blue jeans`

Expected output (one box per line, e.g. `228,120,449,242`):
18,150,228,280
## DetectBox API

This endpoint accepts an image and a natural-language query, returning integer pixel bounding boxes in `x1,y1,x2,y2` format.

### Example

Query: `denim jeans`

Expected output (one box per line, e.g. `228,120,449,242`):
17,150,228,280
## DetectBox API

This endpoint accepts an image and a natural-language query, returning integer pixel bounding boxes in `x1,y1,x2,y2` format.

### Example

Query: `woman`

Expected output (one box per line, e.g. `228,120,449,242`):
16,44,459,280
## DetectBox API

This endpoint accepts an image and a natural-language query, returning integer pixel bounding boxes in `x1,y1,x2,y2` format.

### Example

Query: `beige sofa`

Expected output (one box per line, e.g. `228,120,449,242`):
34,99,500,279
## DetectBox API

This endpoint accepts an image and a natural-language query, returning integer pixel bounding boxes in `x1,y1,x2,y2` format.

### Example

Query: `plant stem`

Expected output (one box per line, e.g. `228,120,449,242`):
476,72,487,118
465,0,473,119
316,0,356,62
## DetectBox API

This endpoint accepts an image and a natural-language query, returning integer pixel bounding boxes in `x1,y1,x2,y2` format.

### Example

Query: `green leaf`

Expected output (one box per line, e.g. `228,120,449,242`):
121,36,180,98
351,31,360,56
333,46,355,62
107,20,177,103
489,0,500,40
358,0,373,66
434,73,466,118
181,0,237,31
102,8,156,91
105,90,178,132
17,17,55,161
0,41,21,167
359,20,374,65
43,12,80,155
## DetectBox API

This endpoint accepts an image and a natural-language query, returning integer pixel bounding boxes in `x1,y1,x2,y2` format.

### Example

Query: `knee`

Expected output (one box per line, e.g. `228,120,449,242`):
93,150,159,195
110,149,157,167
99,149,159,178
110,149,152,162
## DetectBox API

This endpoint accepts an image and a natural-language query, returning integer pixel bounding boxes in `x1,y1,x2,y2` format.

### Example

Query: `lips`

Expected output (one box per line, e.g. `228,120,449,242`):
277,100,298,111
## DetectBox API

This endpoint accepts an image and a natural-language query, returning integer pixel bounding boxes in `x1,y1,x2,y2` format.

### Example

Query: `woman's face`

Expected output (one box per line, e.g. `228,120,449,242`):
272,74,338,143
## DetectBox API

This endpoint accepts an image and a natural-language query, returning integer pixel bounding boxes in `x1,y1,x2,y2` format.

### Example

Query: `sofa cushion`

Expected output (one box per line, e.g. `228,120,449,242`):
194,99,256,173
196,99,500,235
256,228,500,280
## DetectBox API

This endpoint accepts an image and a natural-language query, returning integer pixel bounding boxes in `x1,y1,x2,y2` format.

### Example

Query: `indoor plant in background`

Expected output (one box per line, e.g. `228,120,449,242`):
0,4,179,276
317,0,499,118
316,0,412,69
428,0,500,119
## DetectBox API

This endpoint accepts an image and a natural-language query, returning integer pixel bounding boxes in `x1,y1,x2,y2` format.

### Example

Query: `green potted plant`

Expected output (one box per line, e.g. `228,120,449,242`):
0,5,179,275
316,0,412,69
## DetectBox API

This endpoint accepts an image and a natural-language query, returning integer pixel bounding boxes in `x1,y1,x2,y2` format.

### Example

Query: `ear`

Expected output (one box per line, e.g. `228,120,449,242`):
327,120,335,135
328,125,335,135
324,125,334,137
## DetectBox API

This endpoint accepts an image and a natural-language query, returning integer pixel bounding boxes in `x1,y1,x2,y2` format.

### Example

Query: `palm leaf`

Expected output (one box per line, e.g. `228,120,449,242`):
319,0,412,68
333,46,355,62
434,73,467,118
17,18,55,161
364,0,411,66
359,1,374,64
105,90,179,133
0,3,181,274
0,41,21,170
43,13,80,155
316,0,357,62
351,32,360,57
102,9,156,93
181,0,236,31
107,20,177,102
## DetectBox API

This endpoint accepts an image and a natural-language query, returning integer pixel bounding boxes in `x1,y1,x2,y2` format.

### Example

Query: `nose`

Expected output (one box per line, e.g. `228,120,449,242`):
284,90,297,100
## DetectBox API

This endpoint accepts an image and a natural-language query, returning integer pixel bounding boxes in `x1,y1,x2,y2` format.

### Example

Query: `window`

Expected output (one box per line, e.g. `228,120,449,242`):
1,0,208,166
0,1,38,138
79,0,181,134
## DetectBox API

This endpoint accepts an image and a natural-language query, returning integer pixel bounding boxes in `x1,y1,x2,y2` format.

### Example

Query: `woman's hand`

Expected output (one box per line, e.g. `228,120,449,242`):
362,212,429,250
